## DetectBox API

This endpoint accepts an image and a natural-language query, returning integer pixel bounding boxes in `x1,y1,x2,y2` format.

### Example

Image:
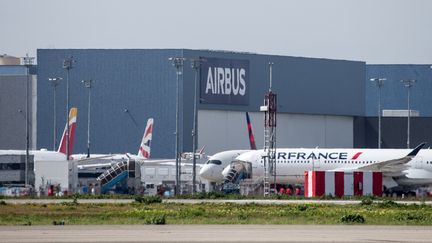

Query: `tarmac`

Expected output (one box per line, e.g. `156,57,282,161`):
0,225,431,243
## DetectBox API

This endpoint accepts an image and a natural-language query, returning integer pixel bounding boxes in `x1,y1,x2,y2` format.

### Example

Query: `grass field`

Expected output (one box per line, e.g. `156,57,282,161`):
1,198,432,225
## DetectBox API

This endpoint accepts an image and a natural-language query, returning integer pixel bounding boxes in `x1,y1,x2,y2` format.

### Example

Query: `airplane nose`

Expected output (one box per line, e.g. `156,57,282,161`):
199,165,214,180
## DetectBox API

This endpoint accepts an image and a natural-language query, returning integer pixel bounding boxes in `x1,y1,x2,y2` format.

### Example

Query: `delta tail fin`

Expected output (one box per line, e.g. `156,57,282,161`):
138,118,154,159
246,112,257,150
57,107,78,155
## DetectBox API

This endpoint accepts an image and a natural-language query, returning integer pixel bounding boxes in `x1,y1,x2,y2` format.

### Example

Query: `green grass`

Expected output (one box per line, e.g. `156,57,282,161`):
1,199,432,225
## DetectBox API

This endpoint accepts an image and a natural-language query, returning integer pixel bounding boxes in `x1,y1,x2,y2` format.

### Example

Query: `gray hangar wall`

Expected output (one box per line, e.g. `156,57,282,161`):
37,49,183,158
180,50,365,154
37,49,365,158
354,64,432,148
0,66,37,150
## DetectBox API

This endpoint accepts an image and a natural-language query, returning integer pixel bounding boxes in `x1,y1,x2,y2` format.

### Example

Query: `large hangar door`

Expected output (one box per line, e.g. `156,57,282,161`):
198,110,354,155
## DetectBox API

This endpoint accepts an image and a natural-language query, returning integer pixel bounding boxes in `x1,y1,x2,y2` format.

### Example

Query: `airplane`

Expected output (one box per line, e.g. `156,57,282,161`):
0,107,78,161
222,143,432,192
75,118,154,169
181,146,207,160
199,112,257,183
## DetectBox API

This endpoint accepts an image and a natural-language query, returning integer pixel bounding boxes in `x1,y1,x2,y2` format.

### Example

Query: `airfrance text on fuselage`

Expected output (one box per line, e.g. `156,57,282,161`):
277,152,351,160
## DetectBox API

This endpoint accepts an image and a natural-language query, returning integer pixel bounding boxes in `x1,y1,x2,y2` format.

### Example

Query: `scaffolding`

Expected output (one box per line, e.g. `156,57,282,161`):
260,63,277,197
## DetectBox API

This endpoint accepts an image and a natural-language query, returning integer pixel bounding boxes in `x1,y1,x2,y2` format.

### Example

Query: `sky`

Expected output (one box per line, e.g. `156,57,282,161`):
1,0,431,64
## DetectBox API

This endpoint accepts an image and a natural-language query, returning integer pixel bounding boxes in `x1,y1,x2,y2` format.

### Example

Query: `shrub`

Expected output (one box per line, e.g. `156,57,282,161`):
0,200,6,206
360,198,373,206
394,213,425,222
145,215,166,225
296,204,308,212
135,195,162,204
340,213,365,224
378,199,399,208
238,213,249,221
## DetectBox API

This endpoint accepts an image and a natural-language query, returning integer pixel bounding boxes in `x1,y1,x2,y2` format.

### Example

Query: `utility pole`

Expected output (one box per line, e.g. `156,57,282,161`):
82,79,94,158
48,77,62,151
63,57,74,160
23,54,34,188
401,79,416,149
190,58,205,194
370,78,386,148
169,57,186,195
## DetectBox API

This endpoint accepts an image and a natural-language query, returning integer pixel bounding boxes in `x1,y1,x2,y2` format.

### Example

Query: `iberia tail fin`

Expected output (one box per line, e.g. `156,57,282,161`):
58,107,78,155
138,118,154,159
246,112,257,150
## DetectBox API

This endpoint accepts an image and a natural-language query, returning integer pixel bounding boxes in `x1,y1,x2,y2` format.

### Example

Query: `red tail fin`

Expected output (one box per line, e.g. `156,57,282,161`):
246,112,257,150
138,118,154,159
58,107,77,155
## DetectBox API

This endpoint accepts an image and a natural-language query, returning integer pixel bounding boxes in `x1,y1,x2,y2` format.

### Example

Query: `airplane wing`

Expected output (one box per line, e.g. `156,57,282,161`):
358,142,425,173
76,154,117,162
333,143,426,176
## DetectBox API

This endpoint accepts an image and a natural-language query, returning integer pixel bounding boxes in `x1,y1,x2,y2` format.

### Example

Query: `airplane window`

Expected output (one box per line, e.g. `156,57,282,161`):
208,160,222,165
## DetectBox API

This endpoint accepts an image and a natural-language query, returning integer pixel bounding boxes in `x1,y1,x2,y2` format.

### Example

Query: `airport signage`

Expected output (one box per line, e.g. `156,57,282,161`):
200,58,249,105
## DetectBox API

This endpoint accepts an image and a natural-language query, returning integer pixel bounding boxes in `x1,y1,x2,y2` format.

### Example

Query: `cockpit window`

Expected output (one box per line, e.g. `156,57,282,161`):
205,160,222,165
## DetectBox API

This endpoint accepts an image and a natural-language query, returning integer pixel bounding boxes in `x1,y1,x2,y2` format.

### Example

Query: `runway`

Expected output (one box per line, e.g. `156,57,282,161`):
0,225,431,243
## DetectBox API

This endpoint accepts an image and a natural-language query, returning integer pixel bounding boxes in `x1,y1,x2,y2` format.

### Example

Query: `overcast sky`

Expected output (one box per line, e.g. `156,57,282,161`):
1,0,431,64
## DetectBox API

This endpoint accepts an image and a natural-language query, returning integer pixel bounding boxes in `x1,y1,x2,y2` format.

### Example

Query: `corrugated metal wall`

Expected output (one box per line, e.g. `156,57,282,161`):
36,49,365,157
366,65,432,117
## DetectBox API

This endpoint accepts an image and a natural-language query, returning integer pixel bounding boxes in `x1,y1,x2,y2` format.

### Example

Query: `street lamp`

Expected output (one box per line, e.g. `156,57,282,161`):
23,54,34,188
370,78,386,149
48,77,63,151
169,56,186,195
401,79,416,149
82,79,94,158
190,58,206,194
63,57,75,160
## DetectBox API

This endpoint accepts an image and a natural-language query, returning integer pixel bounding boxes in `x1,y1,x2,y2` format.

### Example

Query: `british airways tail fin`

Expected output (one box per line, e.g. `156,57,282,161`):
57,107,78,155
138,118,154,159
246,112,257,150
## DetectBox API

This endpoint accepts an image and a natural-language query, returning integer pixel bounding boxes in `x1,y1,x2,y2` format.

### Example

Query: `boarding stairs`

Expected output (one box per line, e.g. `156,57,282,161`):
222,161,251,193
96,160,129,194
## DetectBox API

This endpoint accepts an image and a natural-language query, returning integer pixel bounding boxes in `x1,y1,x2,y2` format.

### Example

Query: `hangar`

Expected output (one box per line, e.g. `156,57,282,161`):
34,49,364,158
2,50,431,159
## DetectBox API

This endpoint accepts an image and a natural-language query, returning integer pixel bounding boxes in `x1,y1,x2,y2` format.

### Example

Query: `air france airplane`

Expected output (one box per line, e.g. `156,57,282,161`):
199,112,257,182
225,143,432,190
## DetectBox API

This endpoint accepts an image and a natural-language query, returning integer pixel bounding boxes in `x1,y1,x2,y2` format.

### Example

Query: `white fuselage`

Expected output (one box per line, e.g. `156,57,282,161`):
199,150,250,182
234,148,432,187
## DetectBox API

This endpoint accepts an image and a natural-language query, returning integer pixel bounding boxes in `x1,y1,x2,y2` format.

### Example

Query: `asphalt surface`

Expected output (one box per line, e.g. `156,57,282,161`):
0,225,431,243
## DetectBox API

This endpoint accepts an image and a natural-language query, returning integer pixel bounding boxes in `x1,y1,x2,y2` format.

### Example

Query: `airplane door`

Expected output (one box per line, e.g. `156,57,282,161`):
413,156,423,169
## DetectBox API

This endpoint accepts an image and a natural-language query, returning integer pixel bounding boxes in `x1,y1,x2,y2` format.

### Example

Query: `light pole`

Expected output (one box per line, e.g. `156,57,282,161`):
370,78,386,148
190,58,205,194
23,54,34,188
48,77,62,151
169,57,185,196
63,57,74,160
82,79,94,158
401,79,416,149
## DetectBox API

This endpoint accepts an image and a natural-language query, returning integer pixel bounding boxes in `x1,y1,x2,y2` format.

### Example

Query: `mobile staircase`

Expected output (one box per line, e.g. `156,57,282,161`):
222,161,251,193
96,160,130,194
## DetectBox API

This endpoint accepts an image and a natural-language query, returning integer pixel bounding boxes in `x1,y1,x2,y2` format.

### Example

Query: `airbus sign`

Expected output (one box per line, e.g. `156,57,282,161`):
200,58,249,105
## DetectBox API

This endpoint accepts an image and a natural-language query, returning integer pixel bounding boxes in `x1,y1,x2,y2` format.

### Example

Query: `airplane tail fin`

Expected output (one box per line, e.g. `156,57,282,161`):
246,112,257,150
57,107,78,155
198,145,205,155
138,118,154,159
